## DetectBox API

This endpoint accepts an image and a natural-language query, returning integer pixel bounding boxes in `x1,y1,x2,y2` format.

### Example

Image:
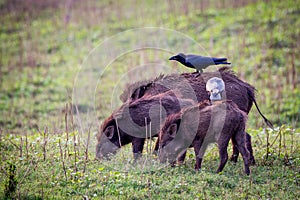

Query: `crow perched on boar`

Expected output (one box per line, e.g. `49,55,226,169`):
159,100,251,175
96,91,194,160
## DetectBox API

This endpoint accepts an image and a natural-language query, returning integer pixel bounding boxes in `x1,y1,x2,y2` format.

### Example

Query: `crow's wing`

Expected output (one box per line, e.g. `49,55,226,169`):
186,55,215,69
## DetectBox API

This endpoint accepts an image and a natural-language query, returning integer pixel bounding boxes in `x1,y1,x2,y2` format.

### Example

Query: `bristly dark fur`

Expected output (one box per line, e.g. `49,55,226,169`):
119,67,273,128
119,74,164,102
121,67,251,107
159,100,251,174
160,100,211,134
120,67,254,103
181,100,211,114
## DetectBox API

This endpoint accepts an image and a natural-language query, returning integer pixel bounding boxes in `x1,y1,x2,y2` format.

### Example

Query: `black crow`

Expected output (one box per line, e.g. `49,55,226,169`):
169,53,231,73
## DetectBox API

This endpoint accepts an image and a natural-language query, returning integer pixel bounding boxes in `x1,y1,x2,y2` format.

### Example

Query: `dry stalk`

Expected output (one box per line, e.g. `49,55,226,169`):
73,133,77,173
65,103,70,159
142,118,148,171
278,127,282,158
149,121,152,155
38,127,48,161
73,102,84,140
290,51,296,90
270,129,280,148
25,132,29,159
0,128,2,144
283,126,287,156
19,136,23,158
69,102,78,147
158,97,162,153
83,126,91,174
266,128,270,160
291,127,294,154
59,139,67,181
145,117,148,156
43,127,48,161
115,119,123,160
7,138,20,151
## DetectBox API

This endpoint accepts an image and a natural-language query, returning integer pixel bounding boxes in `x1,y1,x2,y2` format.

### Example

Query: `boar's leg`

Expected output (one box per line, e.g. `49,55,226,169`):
194,139,207,171
132,138,145,160
230,139,239,163
230,132,255,165
246,133,255,165
216,135,230,173
234,131,251,175
177,150,187,164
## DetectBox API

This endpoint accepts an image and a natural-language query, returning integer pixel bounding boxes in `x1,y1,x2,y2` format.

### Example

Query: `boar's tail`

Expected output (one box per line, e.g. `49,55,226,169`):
250,96,274,129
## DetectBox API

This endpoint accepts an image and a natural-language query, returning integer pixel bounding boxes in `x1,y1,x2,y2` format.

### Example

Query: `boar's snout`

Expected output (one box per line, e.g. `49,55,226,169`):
95,136,120,160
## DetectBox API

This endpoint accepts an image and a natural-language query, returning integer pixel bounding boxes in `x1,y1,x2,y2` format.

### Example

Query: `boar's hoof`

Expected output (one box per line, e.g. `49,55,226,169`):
194,167,201,172
194,165,201,171
250,157,256,166
177,160,185,165
245,169,251,176
133,153,142,161
170,161,176,167
230,154,238,164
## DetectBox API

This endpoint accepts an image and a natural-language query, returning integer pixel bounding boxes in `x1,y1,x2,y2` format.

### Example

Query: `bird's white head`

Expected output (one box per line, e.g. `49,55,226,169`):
206,77,225,101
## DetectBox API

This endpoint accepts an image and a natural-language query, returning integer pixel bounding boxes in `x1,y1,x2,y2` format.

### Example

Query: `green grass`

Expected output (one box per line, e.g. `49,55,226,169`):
0,126,299,199
0,0,299,199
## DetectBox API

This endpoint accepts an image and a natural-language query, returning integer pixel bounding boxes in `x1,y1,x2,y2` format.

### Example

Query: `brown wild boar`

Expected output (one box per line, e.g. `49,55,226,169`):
96,91,194,160
120,67,272,164
159,100,251,175
121,67,258,117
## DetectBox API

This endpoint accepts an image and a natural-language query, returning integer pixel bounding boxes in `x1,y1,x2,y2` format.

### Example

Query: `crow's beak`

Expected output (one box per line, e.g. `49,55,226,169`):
169,56,175,60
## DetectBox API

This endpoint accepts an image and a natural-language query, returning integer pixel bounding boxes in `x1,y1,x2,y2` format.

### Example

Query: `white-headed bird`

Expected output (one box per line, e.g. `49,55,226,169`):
206,77,225,101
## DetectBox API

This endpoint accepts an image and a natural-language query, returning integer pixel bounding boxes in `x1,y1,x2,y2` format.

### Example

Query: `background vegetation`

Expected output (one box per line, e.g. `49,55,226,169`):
0,0,299,199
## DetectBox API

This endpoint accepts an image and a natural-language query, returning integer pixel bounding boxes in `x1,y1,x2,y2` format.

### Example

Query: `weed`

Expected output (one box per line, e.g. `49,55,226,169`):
4,162,18,199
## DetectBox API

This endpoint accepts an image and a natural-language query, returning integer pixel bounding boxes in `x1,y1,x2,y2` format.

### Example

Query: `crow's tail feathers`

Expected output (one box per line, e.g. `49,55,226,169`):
215,62,231,65
213,57,227,62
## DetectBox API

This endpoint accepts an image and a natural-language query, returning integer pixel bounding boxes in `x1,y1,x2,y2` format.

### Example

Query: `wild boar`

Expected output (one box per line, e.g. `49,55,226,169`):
159,100,251,175
120,67,255,115
120,67,272,164
96,91,194,160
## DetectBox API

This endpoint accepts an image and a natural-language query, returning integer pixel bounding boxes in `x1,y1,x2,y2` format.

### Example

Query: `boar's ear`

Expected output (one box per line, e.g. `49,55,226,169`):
131,83,152,100
167,123,178,138
104,125,115,139
130,88,140,100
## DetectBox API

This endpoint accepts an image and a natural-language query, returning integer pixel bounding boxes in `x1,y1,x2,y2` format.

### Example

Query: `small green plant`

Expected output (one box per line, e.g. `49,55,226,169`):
4,161,18,199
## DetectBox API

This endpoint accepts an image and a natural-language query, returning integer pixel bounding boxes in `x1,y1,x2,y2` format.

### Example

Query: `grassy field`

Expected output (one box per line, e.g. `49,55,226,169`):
0,126,299,199
0,0,299,199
